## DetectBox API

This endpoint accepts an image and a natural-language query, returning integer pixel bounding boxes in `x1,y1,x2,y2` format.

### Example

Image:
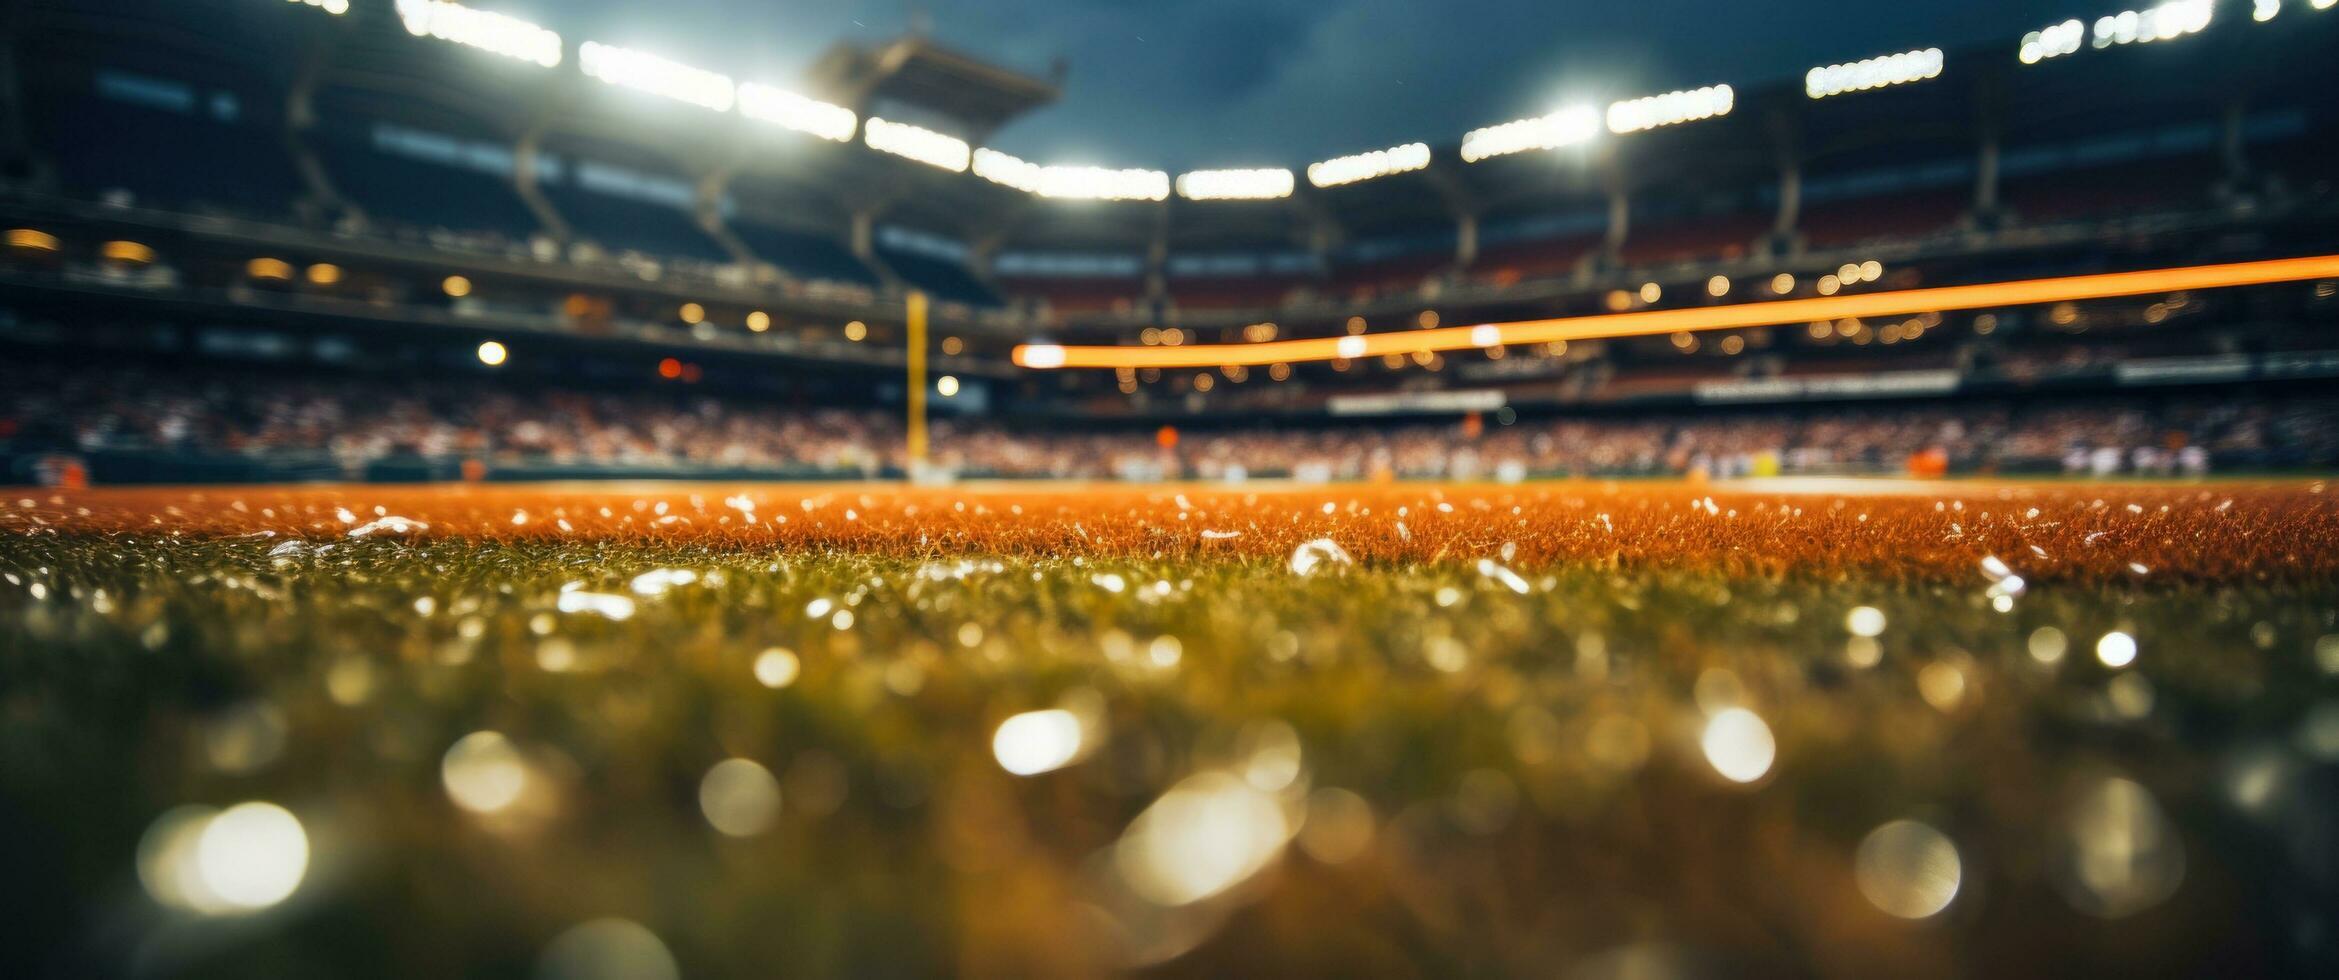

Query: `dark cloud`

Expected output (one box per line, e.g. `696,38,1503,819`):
523,0,2064,167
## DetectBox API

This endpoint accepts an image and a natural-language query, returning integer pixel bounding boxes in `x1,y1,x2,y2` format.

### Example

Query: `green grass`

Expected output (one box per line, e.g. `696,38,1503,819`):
3,533,2337,977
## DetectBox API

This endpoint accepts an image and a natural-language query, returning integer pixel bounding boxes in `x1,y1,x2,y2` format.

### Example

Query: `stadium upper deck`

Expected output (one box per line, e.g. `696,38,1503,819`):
2,0,2337,420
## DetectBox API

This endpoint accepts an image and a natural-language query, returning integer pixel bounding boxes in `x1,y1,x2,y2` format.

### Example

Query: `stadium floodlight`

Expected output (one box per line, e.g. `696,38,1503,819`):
1175,169,1295,201
396,2,561,68
1011,254,2339,369
1041,166,1170,201
971,148,1044,192
1805,48,1944,99
972,149,1169,200
2091,0,2215,48
866,118,971,172
2254,0,2281,20
1459,107,1600,163
738,83,856,142
1606,86,1733,135
289,0,350,16
1307,143,1431,187
2019,19,2088,63
578,42,734,112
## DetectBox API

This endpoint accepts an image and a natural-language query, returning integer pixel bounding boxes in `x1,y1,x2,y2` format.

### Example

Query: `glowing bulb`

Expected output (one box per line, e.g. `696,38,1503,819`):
698,758,782,837
194,802,309,911
992,709,1084,776
2097,631,2138,668
442,731,527,813
1702,708,1775,783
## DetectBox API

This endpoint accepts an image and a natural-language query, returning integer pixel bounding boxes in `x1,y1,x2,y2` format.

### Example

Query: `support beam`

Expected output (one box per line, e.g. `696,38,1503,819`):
1144,201,1170,306
692,147,757,266
1970,71,2007,225
1766,106,1803,253
1455,211,1480,271
1601,184,1631,265
283,30,347,226
512,91,574,244
849,207,904,291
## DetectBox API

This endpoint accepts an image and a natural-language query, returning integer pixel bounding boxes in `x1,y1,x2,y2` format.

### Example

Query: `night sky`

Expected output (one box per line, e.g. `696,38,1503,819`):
527,0,2065,168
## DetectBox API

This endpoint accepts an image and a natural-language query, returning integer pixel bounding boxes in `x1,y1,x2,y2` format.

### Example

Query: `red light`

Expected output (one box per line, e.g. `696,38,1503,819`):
657,357,683,379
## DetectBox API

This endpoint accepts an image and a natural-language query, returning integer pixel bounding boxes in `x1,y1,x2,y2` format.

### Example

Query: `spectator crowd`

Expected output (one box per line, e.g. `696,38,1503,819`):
7,362,2336,481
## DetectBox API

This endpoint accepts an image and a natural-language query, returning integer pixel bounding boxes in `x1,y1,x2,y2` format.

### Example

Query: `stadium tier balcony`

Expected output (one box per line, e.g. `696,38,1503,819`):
1002,279,1145,317
1165,278,1304,311
1329,252,1452,304
314,135,543,245
874,247,1000,307
2003,156,2222,226
725,222,882,289
1798,188,1970,251
1618,210,1773,269
1474,232,1605,284
540,185,733,265
36,89,305,221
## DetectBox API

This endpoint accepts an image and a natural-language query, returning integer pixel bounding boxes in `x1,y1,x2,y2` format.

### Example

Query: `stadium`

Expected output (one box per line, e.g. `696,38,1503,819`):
2,0,2338,976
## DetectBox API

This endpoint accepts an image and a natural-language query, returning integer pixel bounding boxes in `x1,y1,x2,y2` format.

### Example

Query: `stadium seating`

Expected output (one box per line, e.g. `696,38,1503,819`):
1798,189,1969,250
39,94,305,219
1475,232,1604,283
1166,278,1302,310
315,136,542,243
1618,210,1773,268
875,247,1001,306
727,222,882,287
1002,279,1145,316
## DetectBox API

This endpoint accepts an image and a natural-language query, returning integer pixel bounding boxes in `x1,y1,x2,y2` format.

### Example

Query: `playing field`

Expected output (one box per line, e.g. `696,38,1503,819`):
5,480,2337,977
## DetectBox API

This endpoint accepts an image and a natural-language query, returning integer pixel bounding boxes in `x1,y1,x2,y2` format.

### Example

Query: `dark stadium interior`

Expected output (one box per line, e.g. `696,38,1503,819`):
6,1,2339,978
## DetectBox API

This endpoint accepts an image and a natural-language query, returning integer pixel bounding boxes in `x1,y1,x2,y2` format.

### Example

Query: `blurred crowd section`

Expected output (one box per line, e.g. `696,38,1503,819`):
8,362,2334,483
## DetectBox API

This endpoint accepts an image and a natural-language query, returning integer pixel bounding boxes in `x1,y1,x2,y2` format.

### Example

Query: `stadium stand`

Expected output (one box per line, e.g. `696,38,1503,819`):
4,0,2338,489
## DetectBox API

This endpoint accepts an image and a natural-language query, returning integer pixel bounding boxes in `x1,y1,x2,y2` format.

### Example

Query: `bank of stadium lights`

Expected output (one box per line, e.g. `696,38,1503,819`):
737,84,856,142
1805,48,1943,99
578,42,734,112
1175,169,1295,201
1460,106,1600,163
1606,85,1734,135
971,149,1043,191
2019,20,2087,64
2259,0,2334,18
970,149,1167,200
2091,0,2214,48
1042,166,1169,201
865,118,970,172
1307,143,1430,187
288,0,349,16
396,1,562,68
